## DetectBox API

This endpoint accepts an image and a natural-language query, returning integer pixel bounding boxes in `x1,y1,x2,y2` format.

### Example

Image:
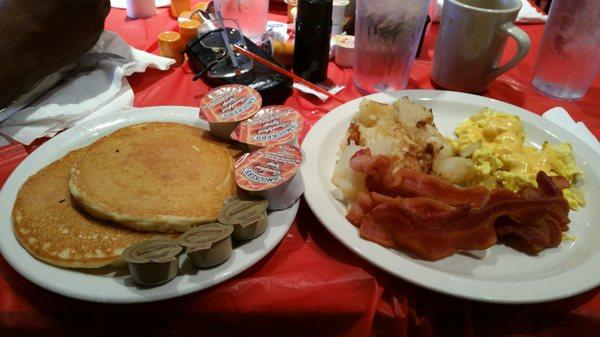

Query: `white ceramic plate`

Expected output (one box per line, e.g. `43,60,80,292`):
302,90,600,304
0,106,298,303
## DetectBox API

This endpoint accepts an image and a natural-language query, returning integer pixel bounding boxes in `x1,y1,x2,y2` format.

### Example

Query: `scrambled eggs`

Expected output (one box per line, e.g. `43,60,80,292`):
453,108,585,209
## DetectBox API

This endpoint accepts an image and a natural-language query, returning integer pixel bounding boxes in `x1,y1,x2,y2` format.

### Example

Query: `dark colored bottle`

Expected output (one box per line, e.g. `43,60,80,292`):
293,0,333,83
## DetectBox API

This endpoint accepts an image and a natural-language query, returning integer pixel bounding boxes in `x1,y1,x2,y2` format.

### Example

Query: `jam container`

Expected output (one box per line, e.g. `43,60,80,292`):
177,224,234,268
235,144,303,211
199,84,262,140
218,196,269,241
121,239,182,286
230,105,303,151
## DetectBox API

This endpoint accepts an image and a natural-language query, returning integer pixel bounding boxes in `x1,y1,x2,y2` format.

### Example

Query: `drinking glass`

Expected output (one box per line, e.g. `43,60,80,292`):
531,0,600,100
353,0,431,93
217,0,269,44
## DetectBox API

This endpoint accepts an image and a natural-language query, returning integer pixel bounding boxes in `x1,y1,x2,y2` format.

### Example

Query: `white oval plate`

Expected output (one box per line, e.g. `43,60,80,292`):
302,90,600,304
0,106,298,303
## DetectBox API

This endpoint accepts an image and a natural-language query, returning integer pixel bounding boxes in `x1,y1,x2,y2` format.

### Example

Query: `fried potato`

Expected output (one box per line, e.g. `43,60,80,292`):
356,99,395,127
433,157,476,185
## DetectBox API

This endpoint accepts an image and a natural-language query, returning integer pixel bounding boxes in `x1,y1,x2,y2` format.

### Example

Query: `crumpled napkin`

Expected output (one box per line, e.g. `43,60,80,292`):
542,107,600,154
293,82,345,102
430,0,547,23
110,0,170,9
0,31,174,145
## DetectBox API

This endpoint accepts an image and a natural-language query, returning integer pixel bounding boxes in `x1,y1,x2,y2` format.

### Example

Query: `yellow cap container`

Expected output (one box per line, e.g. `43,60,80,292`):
171,0,191,16
179,20,201,46
192,2,210,12
178,10,202,23
271,39,294,68
285,0,298,23
158,31,184,67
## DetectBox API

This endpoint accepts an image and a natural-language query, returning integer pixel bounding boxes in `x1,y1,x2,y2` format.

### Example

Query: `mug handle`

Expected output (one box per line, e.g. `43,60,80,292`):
491,22,531,77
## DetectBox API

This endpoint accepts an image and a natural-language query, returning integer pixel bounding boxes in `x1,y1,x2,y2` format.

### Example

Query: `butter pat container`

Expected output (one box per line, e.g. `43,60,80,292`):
235,144,303,211
121,239,182,286
334,35,354,68
199,84,262,140
230,106,303,151
218,196,269,241
177,224,234,268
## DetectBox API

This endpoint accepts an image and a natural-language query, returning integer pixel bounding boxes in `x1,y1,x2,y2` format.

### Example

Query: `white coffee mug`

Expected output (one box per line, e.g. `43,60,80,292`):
431,0,531,93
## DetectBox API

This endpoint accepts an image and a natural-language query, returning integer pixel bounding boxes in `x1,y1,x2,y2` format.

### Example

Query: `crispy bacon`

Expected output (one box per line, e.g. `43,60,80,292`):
346,149,571,260
548,175,571,190
350,148,490,207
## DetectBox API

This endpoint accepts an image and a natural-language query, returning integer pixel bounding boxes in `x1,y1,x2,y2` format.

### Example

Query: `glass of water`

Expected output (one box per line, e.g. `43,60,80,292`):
353,0,431,93
531,0,600,100
217,0,269,44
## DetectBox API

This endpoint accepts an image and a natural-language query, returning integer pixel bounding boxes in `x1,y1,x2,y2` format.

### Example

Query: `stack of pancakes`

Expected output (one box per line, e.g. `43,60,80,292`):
13,123,240,269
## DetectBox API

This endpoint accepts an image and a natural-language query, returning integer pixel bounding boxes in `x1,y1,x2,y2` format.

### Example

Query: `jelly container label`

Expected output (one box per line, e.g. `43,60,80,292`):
230,106,303,146
235,144,302,191
199,84,262,122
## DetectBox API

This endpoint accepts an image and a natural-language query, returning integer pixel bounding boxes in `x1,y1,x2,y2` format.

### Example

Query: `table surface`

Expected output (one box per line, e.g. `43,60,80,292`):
1,3,600,337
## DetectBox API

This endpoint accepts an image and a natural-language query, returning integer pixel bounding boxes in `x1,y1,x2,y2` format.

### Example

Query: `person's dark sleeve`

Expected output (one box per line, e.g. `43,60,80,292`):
0,0,110,109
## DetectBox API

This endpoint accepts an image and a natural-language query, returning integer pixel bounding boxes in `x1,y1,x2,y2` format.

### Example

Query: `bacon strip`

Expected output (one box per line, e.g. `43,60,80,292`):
350,148,490,207
346,149,571,260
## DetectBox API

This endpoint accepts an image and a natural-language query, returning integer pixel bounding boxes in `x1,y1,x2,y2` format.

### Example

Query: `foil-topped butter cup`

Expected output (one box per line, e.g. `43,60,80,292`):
234,144,304,211
218,196,269,241
177,223,234,268
121,239,182,286
199,84,262,141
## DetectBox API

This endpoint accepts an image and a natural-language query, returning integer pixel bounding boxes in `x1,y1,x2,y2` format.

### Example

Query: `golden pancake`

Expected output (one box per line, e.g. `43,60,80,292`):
13,149,164,269
69,122,239,233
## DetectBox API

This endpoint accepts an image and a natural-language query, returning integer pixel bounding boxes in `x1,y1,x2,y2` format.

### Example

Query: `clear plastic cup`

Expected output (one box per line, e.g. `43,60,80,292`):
217,0,269,44
531,0,600,100
353,0,431,93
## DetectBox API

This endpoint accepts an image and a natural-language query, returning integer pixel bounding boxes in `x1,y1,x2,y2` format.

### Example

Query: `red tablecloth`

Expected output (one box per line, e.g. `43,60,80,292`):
2,4,600,337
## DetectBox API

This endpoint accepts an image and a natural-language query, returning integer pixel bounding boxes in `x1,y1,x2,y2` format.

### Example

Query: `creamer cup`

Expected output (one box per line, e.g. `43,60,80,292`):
218,196,269,240
121,239,182,286
199,84,262,140
230,105,303,151
177,223,234,268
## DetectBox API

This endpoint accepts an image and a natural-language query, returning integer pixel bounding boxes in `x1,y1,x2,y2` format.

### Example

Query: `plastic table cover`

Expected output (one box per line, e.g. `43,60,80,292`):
1,3,599,337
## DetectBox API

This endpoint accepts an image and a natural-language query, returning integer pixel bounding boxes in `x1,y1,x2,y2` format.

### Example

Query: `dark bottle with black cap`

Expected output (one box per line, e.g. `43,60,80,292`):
293,0,333,83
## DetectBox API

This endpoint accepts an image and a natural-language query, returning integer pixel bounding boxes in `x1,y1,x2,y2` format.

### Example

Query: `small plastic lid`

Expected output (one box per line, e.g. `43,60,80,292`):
235,144,302,191
335,35,354,48
218,196,269,226
179,19,200,30
333,0,349,5
199,85,262,123
192,2,210,11
177,223,234,250
230,106,303,146
122,239,182,264
158,31,182,43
